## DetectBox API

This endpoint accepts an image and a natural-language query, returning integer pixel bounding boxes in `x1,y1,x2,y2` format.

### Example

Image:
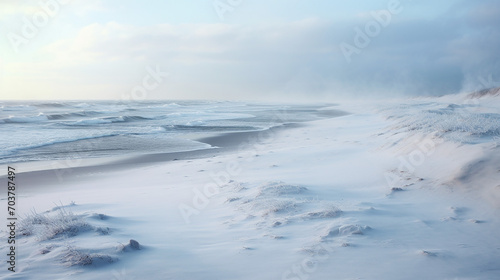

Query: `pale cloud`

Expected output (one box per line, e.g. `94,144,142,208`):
1,0,499,100
0,0,104,19
0,3,39,19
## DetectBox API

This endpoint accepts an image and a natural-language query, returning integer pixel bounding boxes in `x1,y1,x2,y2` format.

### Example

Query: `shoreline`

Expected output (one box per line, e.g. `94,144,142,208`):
0,106,351,190
0,122,309,190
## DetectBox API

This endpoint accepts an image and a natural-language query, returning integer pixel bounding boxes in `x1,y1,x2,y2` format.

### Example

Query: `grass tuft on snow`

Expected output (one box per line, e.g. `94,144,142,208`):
19,207,102,240
62,246,116,266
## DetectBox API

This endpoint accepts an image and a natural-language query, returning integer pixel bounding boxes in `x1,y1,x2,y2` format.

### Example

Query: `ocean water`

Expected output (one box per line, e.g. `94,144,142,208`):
0,101,336,164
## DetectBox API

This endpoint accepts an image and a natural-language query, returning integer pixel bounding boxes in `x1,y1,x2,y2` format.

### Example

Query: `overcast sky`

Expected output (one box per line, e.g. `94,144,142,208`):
1,0,499,100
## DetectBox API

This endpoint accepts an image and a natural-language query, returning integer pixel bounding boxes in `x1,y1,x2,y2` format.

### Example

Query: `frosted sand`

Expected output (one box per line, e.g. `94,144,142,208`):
1,96,499,279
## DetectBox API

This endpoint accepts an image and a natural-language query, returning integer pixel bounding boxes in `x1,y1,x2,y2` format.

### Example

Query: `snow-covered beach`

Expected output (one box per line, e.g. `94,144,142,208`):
1,92,499,279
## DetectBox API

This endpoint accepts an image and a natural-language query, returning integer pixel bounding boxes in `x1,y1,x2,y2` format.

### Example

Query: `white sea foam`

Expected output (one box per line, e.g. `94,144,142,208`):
0,101,325,164
3,114,48,123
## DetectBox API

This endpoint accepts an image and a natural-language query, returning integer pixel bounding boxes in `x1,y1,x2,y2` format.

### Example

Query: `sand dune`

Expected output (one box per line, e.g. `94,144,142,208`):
1,95,499,279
